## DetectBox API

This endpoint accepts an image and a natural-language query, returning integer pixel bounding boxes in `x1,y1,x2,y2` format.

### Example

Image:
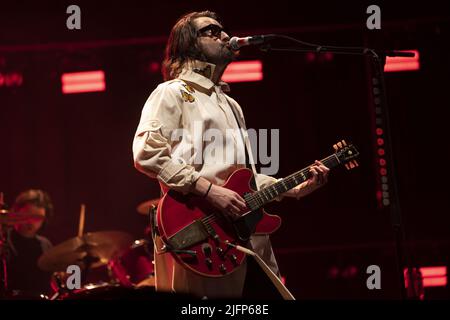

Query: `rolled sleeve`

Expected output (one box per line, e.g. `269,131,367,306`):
133,81,200,194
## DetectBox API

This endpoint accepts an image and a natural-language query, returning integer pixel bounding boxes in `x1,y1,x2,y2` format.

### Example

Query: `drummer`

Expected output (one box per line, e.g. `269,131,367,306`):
6,189,54,297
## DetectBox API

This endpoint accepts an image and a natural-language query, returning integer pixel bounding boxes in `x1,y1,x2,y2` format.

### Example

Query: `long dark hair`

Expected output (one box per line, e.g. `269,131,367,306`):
162,11,220,81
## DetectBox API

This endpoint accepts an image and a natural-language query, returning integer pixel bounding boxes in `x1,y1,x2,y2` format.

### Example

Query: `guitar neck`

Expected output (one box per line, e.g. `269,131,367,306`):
246,154,341,210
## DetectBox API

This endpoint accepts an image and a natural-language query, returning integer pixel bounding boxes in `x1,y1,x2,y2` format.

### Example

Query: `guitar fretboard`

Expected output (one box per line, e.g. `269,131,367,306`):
244,154,341,210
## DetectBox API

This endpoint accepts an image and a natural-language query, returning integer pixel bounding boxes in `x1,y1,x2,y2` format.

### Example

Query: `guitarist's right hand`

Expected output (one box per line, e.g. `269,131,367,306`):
206,184,247,219
192,177,247,219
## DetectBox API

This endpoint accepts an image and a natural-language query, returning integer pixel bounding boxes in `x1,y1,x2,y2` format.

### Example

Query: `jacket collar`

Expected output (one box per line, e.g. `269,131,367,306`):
177,60,230,96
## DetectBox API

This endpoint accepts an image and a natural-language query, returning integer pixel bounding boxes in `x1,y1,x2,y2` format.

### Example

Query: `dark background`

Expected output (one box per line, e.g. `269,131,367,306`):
1,0,449,299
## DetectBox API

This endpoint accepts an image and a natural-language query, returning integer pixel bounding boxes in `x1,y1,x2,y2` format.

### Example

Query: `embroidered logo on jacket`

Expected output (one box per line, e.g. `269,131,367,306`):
182,83,195,94
180,83,195,103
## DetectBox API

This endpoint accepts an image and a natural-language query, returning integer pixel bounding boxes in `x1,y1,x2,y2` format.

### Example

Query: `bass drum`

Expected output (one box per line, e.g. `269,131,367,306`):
109,239,154,288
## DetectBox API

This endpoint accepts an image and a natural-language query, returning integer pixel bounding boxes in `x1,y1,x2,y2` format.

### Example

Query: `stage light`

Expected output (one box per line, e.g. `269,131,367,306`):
404,266,447,288
222,60,263,83
376,190,382,201
323,52,334,62
0,72,23,87
305,52,316,63
384,50,420,72
377,138,384,146
149,61,160,73
61,70,105,94
423,277,447,287
421,266,447,277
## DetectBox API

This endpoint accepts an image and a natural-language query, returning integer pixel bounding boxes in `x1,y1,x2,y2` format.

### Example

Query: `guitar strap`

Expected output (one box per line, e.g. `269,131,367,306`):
227,97,295,299
226,97,259,191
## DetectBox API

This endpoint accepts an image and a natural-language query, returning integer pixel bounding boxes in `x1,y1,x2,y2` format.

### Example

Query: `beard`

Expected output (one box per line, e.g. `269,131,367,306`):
201,43,237,65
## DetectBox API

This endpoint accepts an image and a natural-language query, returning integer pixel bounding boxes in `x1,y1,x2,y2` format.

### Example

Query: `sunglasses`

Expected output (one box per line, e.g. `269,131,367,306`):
197,24,229,39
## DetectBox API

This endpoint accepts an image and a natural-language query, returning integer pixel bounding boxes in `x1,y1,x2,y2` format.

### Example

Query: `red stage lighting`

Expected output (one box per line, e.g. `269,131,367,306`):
384,50,420,72
222,60,263,83
61,70,105,94
404,266,447,288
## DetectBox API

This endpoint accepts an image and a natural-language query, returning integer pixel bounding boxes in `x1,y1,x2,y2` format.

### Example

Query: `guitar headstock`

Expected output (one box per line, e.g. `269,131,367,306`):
333,140,360,170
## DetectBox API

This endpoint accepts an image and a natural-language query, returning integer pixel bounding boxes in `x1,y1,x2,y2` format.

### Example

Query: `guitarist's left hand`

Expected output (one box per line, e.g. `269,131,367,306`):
294,160,330,199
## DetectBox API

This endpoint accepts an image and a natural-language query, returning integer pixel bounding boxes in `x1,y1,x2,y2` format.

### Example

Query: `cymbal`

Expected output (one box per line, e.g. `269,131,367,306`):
136,276,155,287
0,210,45,225
38,231,134,272
136,198,160,215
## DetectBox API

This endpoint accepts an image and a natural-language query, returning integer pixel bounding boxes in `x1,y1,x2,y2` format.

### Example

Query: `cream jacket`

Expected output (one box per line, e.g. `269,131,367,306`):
133,61,281,298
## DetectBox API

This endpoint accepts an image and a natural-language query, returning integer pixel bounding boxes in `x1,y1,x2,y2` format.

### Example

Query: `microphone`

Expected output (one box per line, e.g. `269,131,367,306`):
228,35,276,51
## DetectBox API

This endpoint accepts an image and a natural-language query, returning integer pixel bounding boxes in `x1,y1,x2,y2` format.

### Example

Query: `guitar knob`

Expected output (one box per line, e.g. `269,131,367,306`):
230,254,238,266
219,264,227,274
205,258,213,270
216,247,224,258
202,244,212,257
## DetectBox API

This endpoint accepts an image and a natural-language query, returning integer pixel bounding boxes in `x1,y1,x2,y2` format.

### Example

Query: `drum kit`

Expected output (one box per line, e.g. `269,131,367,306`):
0,196,161,300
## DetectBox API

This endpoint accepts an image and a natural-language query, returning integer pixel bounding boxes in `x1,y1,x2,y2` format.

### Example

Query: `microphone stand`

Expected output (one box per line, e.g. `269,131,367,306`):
0,193,10,298
259,36,416,299
0,225,9,298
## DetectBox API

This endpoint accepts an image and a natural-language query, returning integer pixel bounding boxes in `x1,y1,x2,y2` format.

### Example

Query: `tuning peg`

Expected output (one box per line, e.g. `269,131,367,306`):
333,144,338,151
353,160,359,167
345,164,350,170
349,162,356,169
342,140,347,146
337,142,343,149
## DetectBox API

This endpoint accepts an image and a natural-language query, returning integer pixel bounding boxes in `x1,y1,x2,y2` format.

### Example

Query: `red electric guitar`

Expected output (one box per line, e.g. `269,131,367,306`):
156,140,359,277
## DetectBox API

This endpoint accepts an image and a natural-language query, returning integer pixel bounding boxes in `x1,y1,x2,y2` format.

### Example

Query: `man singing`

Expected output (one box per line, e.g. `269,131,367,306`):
133,11,329,299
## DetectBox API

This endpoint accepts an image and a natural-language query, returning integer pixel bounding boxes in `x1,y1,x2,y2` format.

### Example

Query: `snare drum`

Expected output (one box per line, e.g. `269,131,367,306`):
109,239,154,287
